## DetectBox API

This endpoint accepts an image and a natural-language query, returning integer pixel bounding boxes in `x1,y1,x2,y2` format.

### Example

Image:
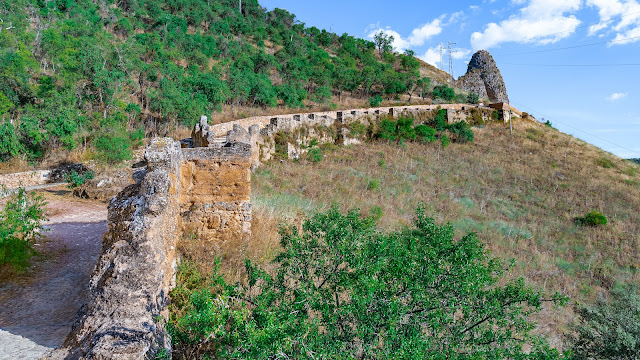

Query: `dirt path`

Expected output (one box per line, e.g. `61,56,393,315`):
0,190,107,360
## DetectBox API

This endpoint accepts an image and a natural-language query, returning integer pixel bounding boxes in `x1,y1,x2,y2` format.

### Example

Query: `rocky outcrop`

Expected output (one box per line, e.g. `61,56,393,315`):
455,50,509,103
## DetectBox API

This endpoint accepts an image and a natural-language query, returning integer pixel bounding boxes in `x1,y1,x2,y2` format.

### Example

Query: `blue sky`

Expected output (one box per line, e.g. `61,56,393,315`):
261,0,640,158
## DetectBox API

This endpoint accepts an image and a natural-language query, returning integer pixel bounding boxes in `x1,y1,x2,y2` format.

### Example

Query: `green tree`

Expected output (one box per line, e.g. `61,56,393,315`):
0,122,22,160
432,84,456,101
569,286,640,360
373,31,394,54
0,91,14,117
169,208,568,359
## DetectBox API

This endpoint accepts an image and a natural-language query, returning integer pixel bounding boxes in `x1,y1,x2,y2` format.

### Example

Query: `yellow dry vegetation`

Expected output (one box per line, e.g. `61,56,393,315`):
245,120,640,347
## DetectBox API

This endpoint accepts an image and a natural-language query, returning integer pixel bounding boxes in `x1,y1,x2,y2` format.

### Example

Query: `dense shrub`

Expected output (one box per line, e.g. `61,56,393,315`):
368,94,382,107
0,122,21,161
0,188,47,271
94,133,132,164
577,211,608,227
66,170,95,189
431,84,456,101
568,285,640,359
167,207,567,359
414,124,437,143
307,147,323,163
447,120,474,143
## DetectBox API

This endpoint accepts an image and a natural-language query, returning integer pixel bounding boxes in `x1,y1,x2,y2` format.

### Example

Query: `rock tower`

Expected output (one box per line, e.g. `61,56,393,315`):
455,50,509,103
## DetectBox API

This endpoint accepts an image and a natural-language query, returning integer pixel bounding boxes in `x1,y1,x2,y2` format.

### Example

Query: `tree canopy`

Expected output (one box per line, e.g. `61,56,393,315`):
168,207,568,359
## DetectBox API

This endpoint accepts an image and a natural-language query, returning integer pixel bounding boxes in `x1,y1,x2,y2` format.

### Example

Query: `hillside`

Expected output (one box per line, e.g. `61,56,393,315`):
243,120,640,347
0,0,458,168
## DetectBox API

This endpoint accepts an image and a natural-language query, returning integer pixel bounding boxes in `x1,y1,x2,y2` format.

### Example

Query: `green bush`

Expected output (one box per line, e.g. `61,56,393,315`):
431,84,456,101
466,92,479,104
415,124,436,143
441,133,450,148
446,121,474,143
0,188,47,271
348,122,367,137
367,178,380,191
167,207,567,359
368,94,382,107
377,119,397,141
396,116,416,141
66,169,95,189
0,122,22,161
569,285,640,359
307,147,323,163
577,211,608,227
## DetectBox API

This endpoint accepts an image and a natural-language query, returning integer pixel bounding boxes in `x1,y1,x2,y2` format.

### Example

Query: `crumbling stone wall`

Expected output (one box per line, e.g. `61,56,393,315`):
46,139,252,360
192,103,512,168
179,144,252,248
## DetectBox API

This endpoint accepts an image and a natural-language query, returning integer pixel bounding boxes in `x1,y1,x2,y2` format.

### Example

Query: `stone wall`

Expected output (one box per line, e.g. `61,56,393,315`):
46,139,252,359
192,103,510,168
0,170,52,190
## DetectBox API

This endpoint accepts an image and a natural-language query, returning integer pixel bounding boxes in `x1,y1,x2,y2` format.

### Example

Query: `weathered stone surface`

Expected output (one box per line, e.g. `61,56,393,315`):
45,139,181,360
455,50,509,103
46,138,253,359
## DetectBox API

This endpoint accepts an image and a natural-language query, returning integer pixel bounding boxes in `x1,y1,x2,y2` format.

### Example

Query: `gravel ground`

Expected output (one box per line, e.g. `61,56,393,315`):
0,193,107,360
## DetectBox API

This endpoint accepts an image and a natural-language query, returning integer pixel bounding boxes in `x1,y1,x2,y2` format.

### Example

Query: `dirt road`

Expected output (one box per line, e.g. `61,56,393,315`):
0,191,107,359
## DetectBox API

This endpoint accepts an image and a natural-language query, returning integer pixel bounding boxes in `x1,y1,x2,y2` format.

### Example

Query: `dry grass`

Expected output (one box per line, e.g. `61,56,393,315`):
248,120,640,347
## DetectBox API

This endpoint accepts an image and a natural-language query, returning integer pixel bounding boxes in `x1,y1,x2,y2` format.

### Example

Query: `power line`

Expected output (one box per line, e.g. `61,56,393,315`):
498,35,640,56
503,63,640,67
510,101,640,157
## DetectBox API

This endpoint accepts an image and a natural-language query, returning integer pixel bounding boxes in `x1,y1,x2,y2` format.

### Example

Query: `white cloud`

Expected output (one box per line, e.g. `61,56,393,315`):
367,16,444,51
587,0,640,44
606,92,628,101
470,0,582,50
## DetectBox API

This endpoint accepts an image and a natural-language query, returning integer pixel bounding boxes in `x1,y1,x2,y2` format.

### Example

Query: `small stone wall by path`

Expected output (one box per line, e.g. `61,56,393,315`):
0,170,52,190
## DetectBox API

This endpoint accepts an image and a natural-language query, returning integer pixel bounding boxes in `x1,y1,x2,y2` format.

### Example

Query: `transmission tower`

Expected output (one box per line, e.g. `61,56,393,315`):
447,42,456,85
438,43,444,71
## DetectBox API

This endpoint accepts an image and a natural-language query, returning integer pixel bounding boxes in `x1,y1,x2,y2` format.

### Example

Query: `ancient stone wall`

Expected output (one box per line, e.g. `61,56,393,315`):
47,139,252,359
192,103,510,168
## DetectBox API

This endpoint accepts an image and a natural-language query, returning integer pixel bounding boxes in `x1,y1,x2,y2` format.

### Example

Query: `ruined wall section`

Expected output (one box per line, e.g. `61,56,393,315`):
179,143,253,248
47,139,253,359
46,138,182,360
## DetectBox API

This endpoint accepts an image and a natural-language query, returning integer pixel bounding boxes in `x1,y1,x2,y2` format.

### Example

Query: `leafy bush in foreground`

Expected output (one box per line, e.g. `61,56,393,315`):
0,188,47,270
568,286,640,359
168,207,567,359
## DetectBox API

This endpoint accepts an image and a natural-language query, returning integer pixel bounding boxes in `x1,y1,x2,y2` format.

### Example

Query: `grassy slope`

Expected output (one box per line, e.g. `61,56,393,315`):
247,120,640,346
